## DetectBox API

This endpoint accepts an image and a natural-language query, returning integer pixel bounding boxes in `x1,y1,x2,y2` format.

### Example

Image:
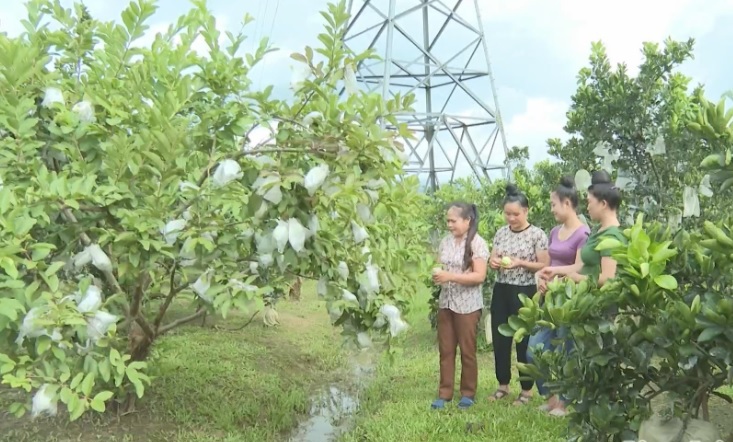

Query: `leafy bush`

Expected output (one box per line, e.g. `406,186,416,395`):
0,0,431,420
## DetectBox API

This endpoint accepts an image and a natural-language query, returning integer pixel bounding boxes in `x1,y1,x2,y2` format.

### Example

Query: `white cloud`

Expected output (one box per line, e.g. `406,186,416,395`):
480,0,733,73
503,97,569,163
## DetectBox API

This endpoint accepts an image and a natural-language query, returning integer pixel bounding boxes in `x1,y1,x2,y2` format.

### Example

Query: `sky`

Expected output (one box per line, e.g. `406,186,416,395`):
1,0,732,183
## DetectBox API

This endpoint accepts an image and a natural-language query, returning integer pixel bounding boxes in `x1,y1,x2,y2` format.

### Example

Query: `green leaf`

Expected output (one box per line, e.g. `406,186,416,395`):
697,327,723,343
0,298,24,321
653,274,678,290
0,257,19,279
595,238,622,251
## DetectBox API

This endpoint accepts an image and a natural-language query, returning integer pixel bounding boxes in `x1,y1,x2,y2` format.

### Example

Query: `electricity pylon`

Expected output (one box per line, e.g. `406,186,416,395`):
343,0,509,191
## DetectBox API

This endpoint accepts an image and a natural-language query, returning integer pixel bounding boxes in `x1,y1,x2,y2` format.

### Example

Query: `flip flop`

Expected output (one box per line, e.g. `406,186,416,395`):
431,398,450,409
457,396,475,409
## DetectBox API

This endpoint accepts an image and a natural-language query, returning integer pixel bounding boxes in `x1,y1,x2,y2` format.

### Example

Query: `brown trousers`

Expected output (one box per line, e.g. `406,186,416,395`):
437,308,481,400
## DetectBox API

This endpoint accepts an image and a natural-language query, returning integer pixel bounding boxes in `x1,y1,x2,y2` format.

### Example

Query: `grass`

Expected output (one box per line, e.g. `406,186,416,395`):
339,291,568,442
1,282,732,442
0,284,350,442
339,290,733,442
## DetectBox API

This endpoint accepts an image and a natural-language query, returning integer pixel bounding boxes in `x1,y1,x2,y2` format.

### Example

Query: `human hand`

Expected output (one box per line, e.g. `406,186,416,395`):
538,278,548,294
538,267,557,280
500,256,522,269
432,269,452,284
489,256,502,269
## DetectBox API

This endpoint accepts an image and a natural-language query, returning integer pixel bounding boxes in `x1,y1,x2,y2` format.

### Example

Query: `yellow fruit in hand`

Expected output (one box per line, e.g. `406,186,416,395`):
500,257,511,267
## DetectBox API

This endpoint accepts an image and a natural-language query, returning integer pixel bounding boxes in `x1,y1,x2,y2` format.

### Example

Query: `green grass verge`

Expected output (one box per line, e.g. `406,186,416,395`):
340,289,733,442
0,284,348,442
340,290,567,442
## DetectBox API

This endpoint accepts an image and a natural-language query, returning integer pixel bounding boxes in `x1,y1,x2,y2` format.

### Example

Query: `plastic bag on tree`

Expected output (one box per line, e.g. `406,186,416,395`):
317,278,328,297
343,63,358,96
646,135,666,156
72,100,95,123
342,289,358,303
308,215,320,234
574,169,591,190
258,253,274,268
249,261,259,273
72,243,112,272
337,261,349,280
87,311,118,342
372,314,387,329
302,111,323,127
212,159,243,187
179,181,198,192
287,218,307,253
255,232,276,254
15,307,46,346
88,244,112,272
356,332,372,349
359,262,380,295
356,204,373,224
379,304,408,337
42,87,64,108
304,164,329,196
638,415,721,442
683,186,700,218
367,178,386,189
192,270,213,303
272,220,289,253
76,285,102,313
351,221,368,244
31,384,57,418
161,219,187,245
699,174,714,197
179,237,197,267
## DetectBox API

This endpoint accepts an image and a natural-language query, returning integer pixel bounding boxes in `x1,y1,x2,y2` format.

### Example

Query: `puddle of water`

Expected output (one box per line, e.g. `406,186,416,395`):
288,350,375,442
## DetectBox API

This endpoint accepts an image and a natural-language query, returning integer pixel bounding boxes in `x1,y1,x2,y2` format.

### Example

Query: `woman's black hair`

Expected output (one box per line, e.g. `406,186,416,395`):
447,202,479,270
503,184,529,208
587,170,622,210
554,176,580,208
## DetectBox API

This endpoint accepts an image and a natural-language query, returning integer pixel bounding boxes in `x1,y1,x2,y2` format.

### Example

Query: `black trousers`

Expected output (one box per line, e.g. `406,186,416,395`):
491,282,535,391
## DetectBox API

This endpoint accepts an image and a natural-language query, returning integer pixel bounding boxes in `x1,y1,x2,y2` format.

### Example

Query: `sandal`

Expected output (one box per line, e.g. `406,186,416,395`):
487,389,509,402
431,398,450,409
549,407,568,417
513,392,532,406
457,396,475,409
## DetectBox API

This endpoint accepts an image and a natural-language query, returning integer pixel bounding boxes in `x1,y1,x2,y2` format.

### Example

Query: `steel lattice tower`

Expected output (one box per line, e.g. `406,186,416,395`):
343,0,509,191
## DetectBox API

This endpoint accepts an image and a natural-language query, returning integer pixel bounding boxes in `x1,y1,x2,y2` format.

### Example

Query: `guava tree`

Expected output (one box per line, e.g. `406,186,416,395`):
548,39,710,225
0,0,430,420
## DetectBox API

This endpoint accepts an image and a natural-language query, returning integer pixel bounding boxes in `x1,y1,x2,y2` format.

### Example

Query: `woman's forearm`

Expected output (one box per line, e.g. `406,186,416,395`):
520,260,546,273
449,272,485,286
551,263,583,276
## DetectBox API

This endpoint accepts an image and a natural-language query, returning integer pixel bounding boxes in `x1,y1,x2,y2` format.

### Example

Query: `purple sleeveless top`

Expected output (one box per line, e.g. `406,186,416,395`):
548,225,591,266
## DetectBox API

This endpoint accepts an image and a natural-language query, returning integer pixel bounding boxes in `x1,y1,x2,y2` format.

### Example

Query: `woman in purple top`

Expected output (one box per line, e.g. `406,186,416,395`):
528,177,590,416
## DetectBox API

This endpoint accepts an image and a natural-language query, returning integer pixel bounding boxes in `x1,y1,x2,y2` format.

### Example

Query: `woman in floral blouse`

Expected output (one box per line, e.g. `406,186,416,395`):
431,202,490,410
488,185,550,406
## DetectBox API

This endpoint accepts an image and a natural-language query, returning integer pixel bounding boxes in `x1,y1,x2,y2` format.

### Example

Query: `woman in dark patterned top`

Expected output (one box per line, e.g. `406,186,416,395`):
431,202,490,410
487,185,550,406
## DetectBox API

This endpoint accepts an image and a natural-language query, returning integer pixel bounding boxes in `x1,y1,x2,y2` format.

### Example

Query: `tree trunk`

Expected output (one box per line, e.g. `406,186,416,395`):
288,277,302,301
122,321,154,413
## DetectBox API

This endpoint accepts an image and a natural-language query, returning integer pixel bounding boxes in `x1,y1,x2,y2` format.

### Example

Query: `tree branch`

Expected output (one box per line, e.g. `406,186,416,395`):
153,262,189,331
158,309,206,335
60,207,126,296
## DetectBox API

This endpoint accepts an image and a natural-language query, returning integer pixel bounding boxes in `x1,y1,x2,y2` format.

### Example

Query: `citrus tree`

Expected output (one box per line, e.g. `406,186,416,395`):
498,39,733,442
0,0,430,420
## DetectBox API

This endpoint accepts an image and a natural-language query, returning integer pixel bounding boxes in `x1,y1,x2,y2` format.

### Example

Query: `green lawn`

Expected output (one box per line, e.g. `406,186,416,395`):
1,283,731,442
339,291,567,442
0,286,350,442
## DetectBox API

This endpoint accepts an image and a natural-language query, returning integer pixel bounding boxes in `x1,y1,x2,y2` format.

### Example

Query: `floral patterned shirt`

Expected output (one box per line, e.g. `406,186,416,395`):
492,225,549,286
437,234,490,314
